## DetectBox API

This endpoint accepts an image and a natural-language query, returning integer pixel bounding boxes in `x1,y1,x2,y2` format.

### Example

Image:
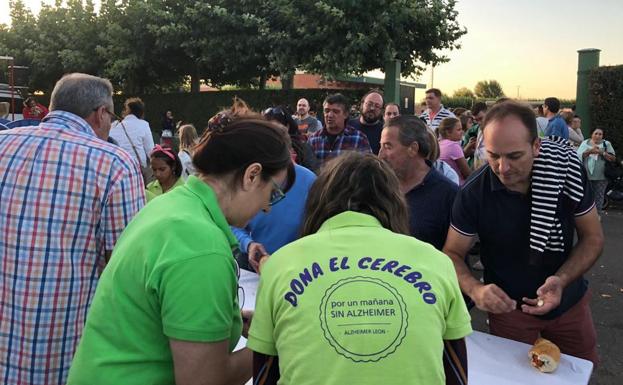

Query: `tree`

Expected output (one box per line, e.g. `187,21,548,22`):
474,80,505,99
28,0,102,92
268,0,466,80
147,0,278,91
453,87,475,98
2,0,39,89
3,0,467,94
97,0,184,94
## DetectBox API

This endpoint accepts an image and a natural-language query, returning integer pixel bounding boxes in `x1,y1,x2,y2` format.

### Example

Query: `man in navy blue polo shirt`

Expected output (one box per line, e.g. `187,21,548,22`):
379,115,458,250
379,114,466,385
443,101,603,364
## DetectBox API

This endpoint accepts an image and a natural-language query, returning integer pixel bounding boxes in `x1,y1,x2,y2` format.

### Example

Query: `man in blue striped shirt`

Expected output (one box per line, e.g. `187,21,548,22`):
420,88,456,133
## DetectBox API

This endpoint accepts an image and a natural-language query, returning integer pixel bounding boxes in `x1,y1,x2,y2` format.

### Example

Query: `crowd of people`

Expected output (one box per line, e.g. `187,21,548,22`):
0,72,614,385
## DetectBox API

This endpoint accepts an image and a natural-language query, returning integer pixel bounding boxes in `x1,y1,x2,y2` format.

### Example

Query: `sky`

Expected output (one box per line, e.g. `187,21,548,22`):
1,0,622,99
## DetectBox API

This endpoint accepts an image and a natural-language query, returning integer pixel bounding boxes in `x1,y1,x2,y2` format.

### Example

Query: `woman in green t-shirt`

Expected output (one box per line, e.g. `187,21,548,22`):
248,152,472,385
67,108,295,385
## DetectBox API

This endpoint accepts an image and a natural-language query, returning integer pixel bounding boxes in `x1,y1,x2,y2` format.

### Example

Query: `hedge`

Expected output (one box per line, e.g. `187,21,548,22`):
589,65,623,155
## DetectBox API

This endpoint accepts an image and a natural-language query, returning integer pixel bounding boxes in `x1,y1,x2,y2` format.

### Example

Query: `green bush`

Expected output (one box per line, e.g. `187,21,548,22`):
441,96,479,109
589,65,623,155
116,89,369,140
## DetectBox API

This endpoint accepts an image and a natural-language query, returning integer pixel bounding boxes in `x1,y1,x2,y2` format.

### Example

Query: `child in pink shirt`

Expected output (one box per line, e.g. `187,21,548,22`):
438,117,471,185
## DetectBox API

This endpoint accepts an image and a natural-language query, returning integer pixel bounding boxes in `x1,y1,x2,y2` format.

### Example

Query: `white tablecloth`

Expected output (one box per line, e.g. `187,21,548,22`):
467,331,592,384
237,269,593,384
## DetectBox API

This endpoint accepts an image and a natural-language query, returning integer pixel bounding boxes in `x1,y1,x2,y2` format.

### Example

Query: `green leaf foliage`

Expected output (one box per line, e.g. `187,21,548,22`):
589,65,623,154
452,87,475,99
474,80,505,99
2,0,465,95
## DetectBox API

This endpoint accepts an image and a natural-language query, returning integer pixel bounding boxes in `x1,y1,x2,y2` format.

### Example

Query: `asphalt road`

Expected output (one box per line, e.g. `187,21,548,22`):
468,207,623,385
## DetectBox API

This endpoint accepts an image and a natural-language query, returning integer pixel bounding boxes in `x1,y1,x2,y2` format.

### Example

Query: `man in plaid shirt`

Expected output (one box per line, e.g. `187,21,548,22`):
0,73,145,385
308,93,372,165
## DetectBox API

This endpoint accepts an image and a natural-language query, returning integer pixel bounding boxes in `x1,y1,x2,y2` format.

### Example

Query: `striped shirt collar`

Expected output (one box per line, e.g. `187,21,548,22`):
42,110,97,137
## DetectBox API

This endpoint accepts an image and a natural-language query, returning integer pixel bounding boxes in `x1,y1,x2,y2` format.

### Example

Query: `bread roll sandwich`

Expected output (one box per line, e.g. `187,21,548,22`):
529,337,561,373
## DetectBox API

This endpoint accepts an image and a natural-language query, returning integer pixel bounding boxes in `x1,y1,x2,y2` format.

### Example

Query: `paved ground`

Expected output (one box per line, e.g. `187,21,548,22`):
468,206,623,385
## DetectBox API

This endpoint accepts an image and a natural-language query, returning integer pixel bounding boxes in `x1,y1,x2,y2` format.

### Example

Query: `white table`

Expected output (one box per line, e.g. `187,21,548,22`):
467,331,592,384
237,270,593,384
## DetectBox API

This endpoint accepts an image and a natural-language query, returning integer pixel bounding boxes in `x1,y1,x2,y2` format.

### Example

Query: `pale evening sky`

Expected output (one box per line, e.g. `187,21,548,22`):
1,0,622,99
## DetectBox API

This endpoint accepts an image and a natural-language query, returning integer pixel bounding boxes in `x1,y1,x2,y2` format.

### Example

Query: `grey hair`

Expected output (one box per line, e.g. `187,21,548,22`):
383,115,430,157
49,73,114,118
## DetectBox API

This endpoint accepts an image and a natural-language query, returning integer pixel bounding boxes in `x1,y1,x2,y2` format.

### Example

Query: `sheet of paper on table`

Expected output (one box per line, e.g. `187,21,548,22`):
236,269,593,385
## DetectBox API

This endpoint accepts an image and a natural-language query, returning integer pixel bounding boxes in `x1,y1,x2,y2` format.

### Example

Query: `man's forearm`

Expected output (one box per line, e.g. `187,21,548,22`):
445,250,482,299
555,233,603,288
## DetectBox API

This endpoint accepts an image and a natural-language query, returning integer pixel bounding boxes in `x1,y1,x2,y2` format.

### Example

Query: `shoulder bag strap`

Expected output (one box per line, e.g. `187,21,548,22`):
118,119,143,161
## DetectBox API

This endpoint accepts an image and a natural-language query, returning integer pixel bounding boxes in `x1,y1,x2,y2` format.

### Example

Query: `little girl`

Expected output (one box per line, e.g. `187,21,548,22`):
146,145,185,201
438,117,471,185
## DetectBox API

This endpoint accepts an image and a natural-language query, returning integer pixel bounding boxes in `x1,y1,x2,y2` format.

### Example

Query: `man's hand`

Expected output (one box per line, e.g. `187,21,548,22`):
472,284,516,314
521,275,563,315
248,242,268,273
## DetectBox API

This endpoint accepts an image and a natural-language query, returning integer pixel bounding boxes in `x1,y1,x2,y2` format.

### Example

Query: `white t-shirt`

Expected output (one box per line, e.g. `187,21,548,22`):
178,149,195,180
109,114,154,167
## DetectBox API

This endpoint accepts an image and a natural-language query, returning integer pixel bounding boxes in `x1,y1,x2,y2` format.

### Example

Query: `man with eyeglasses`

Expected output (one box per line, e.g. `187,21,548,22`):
420,88,456,133
0,73,145,385
348,89,385,154
232,164,316,272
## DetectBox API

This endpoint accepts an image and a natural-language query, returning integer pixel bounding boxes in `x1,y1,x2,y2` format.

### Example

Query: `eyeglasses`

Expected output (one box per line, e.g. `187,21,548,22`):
234,259,246,309
269,178,286,206
93,106,120,123
364,101,383,110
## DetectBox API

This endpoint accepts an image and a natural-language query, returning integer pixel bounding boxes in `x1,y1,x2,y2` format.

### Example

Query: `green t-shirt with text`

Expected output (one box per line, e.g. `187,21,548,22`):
67,176,241,385
248,211,472,385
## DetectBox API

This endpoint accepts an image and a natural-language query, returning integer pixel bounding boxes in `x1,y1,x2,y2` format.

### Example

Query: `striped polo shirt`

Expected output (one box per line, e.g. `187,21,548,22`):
420,105,456,132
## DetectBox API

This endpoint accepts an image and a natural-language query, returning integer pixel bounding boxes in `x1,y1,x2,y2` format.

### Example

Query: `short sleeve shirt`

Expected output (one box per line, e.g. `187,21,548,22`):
406,166,458,250
295,115,321,135
450,166,595,319
248,211,471,385
439,139,466,184
67,176,242,385
145,176,186,201
419,105,456,132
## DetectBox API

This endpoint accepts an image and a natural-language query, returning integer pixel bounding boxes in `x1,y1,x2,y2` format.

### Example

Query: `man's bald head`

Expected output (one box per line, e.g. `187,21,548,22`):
297,98,310,117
